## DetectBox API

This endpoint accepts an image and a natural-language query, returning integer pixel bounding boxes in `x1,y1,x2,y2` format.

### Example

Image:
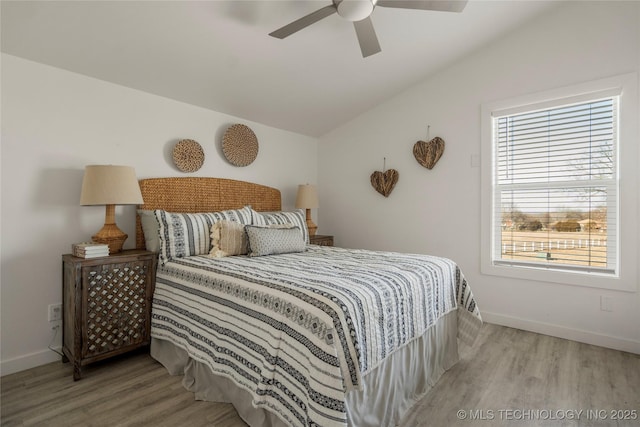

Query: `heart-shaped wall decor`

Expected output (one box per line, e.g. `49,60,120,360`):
370,169,399,197
413,137,445,169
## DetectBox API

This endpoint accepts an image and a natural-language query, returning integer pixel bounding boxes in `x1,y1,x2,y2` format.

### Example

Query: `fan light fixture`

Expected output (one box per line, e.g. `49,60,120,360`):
336,0,375,22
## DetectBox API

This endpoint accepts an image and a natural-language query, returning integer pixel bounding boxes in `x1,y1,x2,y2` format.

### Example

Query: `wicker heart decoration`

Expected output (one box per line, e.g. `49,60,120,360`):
370,169,399,197
413,137,445,169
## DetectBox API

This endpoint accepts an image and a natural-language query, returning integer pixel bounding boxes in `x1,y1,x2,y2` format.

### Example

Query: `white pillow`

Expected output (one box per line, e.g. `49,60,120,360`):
137,209,161,253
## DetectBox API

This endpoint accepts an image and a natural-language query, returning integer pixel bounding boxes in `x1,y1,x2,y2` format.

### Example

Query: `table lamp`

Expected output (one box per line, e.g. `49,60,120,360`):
295,184,319,237
80,165,144,253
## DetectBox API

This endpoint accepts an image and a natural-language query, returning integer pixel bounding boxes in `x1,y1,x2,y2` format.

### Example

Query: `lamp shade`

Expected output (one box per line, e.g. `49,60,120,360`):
295,184,319,209
80,165,143,206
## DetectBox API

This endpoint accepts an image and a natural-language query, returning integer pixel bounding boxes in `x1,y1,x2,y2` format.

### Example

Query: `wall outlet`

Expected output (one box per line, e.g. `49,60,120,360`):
600,296,613,312
470,154,480,168
48,303,62,322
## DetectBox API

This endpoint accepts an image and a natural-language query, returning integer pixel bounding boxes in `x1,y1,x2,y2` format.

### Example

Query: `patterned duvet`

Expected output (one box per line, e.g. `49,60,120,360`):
151,245,482,427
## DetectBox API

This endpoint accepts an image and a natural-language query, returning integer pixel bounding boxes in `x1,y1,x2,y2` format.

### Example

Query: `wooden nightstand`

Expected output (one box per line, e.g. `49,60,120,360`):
62,250,156,380
310,234,334,246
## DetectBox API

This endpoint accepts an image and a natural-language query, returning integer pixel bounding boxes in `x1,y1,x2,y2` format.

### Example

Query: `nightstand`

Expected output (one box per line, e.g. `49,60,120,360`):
62,250,156,380
310,234,334,246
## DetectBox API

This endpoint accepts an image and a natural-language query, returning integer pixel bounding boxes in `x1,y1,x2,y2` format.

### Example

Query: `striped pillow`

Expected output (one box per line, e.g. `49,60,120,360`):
251,209,309,244
155,206,252,264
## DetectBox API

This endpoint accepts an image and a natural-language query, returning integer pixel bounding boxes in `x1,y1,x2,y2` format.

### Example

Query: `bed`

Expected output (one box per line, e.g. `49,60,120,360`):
136,177,482,427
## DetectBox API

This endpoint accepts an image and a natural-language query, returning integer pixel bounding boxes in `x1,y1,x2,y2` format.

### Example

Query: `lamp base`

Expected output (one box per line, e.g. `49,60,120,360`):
305,208,317,237
92,224,127,254
92,205,127,253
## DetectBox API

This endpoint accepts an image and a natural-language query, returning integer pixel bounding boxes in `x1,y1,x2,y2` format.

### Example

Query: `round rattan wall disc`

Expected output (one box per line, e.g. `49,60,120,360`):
222,124,259,167
173,139,205,172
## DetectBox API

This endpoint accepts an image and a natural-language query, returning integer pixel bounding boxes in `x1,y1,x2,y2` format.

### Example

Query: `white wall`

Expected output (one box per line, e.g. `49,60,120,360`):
0,54,318,374
2,1,638,377
319,1,640,353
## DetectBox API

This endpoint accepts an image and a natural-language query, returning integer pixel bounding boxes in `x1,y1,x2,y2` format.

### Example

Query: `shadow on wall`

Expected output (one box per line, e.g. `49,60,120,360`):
32,167,92,252
34,167,84,210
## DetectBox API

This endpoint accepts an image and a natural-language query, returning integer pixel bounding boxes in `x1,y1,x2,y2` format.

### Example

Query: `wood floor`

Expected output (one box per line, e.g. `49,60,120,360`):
2,324,639,427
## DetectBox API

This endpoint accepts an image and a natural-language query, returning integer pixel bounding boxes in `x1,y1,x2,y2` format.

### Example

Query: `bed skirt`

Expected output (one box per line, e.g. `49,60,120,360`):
150,310,460,427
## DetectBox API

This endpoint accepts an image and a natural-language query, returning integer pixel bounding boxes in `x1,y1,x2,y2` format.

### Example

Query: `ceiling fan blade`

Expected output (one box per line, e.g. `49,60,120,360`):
353,17,381,58
376,0,468,13
269,4,337,39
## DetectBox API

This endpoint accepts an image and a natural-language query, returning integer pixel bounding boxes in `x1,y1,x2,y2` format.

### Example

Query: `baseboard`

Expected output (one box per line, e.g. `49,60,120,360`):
1,347,62,377
482,311,640,355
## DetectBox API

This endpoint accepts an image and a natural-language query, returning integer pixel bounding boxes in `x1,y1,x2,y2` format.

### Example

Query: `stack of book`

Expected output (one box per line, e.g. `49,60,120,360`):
72,242,109,258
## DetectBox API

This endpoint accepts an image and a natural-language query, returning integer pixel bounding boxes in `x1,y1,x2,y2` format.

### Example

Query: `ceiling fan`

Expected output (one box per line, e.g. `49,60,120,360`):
269,0,468,58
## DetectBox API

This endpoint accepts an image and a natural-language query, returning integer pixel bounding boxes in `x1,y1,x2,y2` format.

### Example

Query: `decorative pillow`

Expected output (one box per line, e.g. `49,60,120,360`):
209,220,248,257
155,206,252,264
245,225,306,257
137,209,161,253
209,222,297,258
251,209,309,244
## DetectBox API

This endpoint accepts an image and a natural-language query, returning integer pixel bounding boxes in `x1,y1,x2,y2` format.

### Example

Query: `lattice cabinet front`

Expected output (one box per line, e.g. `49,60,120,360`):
84,262,148,357
62,250,156,380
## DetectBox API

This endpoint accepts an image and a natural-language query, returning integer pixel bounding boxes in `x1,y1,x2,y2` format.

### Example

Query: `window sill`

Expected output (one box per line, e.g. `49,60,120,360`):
480,261,636,292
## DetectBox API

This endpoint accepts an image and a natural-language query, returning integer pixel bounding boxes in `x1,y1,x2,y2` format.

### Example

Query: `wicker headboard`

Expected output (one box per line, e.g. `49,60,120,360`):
135,177,282,250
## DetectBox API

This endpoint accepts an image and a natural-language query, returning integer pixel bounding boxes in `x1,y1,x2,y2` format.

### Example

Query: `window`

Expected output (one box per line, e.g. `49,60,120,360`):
495,95,617,274
481,74,638,291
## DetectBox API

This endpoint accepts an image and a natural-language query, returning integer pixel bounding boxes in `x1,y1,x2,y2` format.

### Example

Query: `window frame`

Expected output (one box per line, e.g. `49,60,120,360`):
480,73,638,292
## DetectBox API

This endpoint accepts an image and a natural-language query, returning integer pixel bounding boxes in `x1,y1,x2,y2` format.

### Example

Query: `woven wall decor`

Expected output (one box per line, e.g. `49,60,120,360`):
222,124,259,167
370,158,399,197
173,139,205,172
413,136,445,170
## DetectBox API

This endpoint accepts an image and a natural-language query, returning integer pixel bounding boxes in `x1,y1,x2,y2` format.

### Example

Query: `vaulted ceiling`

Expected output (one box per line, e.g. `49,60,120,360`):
1,1,560,137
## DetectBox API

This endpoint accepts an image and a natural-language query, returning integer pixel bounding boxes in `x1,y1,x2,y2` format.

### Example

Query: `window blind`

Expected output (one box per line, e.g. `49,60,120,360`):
492,96,618,275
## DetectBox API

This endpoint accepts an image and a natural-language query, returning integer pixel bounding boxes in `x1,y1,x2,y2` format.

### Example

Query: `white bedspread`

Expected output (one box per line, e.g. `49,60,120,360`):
151,246,482,427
